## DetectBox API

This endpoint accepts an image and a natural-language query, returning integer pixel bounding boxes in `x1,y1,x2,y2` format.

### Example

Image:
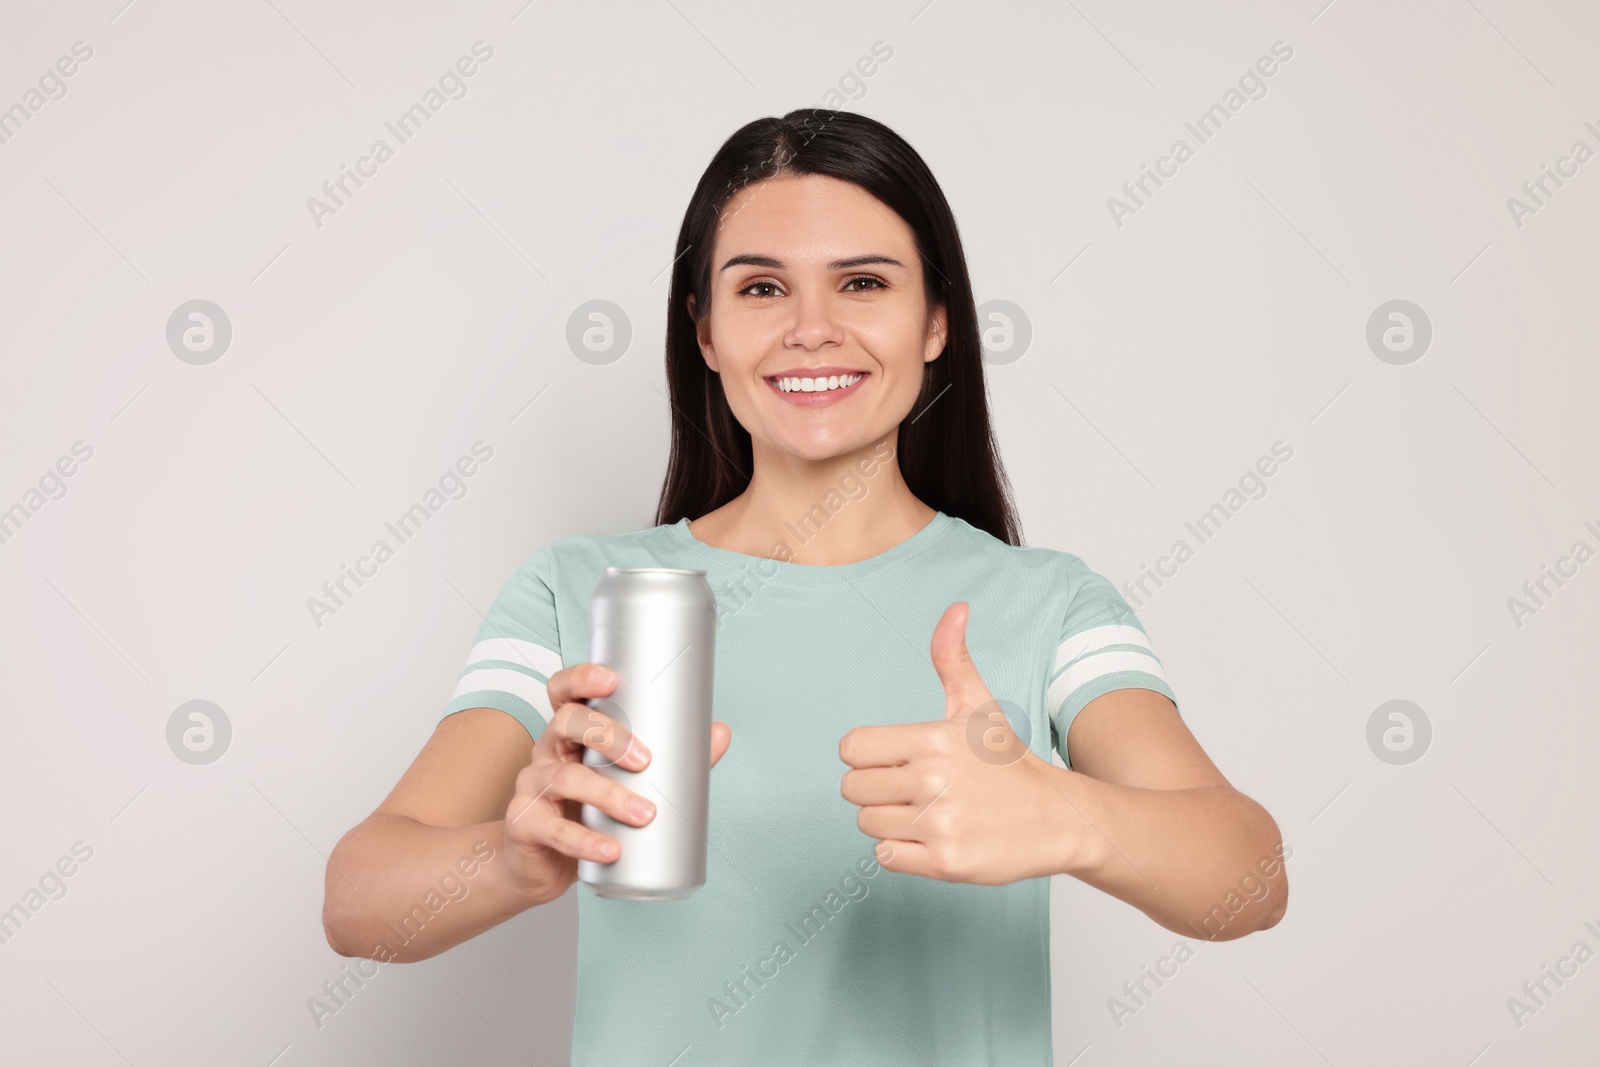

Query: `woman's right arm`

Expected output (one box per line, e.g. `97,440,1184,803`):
322,664,728,964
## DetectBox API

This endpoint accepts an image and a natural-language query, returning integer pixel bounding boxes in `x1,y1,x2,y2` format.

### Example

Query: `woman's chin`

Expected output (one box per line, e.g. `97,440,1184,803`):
763,432,885,465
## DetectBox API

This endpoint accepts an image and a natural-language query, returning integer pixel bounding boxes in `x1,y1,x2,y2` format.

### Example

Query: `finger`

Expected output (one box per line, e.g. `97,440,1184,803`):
840,765,928,807
502,778,617,864
839,722,937,769
541,761,657,828
505,765,638,864
929,602,995,721
709,721,733,768
546,661,618,712
531,805,621,864
869,839,932,879
856,803,930,844
548,697,649,769
542,663,643,758
505,761,558,827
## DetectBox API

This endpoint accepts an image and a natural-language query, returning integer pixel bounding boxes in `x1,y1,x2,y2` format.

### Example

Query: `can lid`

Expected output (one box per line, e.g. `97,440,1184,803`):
605,566,708,576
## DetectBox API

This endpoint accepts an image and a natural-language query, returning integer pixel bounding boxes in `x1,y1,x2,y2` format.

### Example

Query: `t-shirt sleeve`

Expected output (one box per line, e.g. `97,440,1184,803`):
1047,557,1179,770
439,547,565,742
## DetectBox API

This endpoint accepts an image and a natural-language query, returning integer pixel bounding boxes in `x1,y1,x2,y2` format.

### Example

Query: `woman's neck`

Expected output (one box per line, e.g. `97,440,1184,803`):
685,444,935,566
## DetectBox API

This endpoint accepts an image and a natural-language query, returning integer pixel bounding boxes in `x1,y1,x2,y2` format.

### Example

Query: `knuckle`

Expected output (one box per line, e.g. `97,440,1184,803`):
502,801,533,840
552,761,586,791
505,794,546,841
550,700,579,734
518,769,545,805
578,709,614,750
928,841,959,879
521,765,550,798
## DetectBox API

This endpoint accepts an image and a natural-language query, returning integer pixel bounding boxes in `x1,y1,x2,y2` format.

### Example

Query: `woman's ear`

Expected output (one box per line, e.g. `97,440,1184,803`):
924,303,948,363
689,292,719,372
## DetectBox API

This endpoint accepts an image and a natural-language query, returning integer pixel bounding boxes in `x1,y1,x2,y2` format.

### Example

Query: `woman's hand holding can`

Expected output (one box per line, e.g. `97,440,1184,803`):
501,663,731,904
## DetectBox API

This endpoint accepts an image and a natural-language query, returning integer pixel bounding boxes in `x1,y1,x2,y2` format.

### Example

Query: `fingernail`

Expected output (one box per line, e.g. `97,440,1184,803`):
624,740,650,766
597,666,616,685
629,797,655,820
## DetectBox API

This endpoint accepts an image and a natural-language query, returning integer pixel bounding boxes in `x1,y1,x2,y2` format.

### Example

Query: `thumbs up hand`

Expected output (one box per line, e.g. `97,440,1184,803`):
839,602,1088,885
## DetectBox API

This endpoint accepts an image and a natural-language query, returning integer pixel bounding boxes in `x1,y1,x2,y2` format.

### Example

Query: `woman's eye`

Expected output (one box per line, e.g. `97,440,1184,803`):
739,277,884,297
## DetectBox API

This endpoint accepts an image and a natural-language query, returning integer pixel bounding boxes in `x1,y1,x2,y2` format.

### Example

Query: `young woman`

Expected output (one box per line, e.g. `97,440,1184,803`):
323,109,1287,1065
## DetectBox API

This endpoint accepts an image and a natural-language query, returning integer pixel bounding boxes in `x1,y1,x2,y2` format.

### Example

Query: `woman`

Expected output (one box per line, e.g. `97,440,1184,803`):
323,109,1287,1064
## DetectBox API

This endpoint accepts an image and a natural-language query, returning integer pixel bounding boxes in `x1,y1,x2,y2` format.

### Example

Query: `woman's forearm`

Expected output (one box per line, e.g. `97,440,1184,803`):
1048,773,1289,941
323,815,549,963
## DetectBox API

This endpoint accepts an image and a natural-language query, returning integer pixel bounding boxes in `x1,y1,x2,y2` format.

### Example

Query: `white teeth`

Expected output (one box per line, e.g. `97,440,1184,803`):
774,373,862,393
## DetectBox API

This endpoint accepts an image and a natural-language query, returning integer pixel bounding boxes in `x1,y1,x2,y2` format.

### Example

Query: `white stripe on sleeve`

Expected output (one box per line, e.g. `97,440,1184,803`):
464,638,563,680
1051,623,1156,675
452,667,555,723
1047,650,1169,718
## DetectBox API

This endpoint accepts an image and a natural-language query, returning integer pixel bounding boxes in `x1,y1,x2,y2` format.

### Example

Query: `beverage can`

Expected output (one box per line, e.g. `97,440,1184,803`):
577,565,715,901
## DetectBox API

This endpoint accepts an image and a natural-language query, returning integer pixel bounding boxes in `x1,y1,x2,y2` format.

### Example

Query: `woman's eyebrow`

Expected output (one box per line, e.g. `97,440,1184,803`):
718,253,906,272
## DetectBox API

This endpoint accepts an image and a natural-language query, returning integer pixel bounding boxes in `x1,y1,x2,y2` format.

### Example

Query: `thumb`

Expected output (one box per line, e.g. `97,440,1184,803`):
709,721,733,768
930,602,995,720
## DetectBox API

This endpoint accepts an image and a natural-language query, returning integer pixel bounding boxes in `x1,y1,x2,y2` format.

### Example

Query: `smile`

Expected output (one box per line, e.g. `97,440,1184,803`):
764,372,868,407
772,373,863,393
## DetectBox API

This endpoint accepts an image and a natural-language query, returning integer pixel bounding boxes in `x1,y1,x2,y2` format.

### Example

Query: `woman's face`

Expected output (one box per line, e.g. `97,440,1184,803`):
690,173,947,464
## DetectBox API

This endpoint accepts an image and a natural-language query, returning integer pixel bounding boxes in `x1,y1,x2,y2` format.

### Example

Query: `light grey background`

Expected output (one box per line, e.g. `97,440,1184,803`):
2,0,1596,1063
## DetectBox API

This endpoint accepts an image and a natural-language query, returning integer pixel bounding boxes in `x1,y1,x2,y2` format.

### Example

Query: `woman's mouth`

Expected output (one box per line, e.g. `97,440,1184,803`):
764,371,868,407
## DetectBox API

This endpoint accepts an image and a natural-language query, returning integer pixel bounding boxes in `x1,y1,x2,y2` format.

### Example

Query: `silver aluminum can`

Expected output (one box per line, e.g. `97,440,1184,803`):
577,566,715,901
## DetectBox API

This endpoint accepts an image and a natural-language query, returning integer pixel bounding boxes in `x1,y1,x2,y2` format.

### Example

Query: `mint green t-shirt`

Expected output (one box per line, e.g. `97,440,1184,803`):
440,510,1178,1066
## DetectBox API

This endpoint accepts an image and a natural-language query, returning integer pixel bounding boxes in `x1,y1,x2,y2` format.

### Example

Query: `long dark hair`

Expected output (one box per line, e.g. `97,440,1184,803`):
654,108,1022,546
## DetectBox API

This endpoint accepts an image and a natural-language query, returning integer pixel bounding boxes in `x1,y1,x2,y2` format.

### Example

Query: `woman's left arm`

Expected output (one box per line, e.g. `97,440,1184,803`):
1046,686,1288,942
840,603,1288,942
